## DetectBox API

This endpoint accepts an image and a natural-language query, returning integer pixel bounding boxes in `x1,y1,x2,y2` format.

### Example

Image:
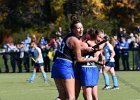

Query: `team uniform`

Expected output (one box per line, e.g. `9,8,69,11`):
103,43,115,67
51,33,76,79
74,40,99,86
80,53,99,86
28,46,47,83
33,47,44,67
102,42,119,89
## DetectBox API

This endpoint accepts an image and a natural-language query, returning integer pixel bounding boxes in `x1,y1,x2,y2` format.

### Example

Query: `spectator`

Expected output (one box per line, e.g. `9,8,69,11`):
32,35,37,42
114,35,121,71
24,34,31,44
16,43,25,73
7,42,18,72
55,26,63,36
137,26,140,33
22,34,31,72
39,43,50,72
15,44,22,73
48,37,57,50
120,37,130,71
23,43,30,72
138,33,140,42
2,42,10,73
134,34,140,70
40,37,47,45
117,27,125,40
127,33,135,49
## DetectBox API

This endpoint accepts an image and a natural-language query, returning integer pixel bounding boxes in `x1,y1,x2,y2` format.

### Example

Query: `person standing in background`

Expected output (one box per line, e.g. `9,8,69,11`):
114,35,121,71
39,42,50,72
27,42,47,83
8,42,17,73
2,42,10,73
102,37,119,90
120,37,130,71
134,34,140,70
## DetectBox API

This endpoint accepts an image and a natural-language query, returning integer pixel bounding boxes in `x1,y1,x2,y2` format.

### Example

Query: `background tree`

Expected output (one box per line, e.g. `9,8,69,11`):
1,0,140,44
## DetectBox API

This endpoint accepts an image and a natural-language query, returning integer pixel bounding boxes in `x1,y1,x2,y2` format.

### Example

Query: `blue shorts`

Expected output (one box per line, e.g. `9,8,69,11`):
80,65,99,86
34,63,44,67
51,57,74,79
106,62,115,67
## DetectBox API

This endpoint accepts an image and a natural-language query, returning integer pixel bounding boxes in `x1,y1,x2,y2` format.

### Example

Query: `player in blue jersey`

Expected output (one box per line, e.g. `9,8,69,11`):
27,42,47,83
51,19,97,100
102,37,119,90
75,28,105,100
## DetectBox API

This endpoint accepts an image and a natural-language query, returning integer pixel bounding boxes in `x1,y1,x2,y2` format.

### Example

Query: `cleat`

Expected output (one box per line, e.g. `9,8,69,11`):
27,80,33,83
111,86,119,90
103,85,111,90
44,80,48,84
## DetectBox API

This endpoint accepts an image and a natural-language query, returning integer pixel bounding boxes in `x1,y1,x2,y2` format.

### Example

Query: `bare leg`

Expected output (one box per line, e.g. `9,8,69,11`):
82,86,92,100
54,79,68,100
92,86,98,100
75,79,81,99
62,78,75,100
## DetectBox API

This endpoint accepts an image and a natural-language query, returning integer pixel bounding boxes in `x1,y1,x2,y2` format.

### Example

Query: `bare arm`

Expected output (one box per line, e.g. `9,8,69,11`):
67,37,97,62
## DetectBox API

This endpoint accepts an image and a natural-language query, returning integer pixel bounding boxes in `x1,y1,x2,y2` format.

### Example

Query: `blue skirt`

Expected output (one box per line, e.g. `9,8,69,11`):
34,63,44,67
51,57,74,79
80,65,99,86
106,62,115,67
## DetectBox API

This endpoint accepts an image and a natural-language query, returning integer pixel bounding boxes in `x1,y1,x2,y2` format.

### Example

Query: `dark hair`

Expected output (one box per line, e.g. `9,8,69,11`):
70,15,81,30
70,19,81,30
87,28,96,39
95,29,104,35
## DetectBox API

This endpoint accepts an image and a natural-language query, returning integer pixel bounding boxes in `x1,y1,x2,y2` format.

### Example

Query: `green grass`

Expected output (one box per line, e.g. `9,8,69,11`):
0,51,139,100
0,72,140,100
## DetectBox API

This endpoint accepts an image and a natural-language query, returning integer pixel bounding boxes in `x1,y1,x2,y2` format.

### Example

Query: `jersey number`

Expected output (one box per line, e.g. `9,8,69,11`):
59,42,65,53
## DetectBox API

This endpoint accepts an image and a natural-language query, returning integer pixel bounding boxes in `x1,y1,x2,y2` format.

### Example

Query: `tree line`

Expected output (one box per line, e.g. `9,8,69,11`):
0,0,140,43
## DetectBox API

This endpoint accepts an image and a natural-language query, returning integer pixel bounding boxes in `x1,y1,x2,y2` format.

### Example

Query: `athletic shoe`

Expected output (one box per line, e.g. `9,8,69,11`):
111,86,119,90
102,85,111,90
28,80,33,83
44,80,48,84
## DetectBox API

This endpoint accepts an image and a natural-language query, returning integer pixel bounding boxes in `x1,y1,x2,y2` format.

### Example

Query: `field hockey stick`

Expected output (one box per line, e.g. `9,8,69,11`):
94,61,104,66
92,36,109,50
31,57,36,62
85,36,109,66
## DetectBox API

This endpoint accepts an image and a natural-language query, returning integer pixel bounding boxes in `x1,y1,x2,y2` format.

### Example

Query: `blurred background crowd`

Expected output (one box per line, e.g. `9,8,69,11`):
0,26,140,73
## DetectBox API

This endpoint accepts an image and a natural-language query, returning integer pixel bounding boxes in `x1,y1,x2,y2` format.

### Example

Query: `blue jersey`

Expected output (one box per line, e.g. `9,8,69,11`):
76,42,99,86
120,41,129,55
34,47,44,63
55,33,76,61
103,42,115,62
51,33,78,79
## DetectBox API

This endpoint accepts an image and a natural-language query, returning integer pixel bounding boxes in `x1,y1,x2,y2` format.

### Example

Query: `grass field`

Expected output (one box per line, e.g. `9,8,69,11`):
0,72,140,100
0,51,140,100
